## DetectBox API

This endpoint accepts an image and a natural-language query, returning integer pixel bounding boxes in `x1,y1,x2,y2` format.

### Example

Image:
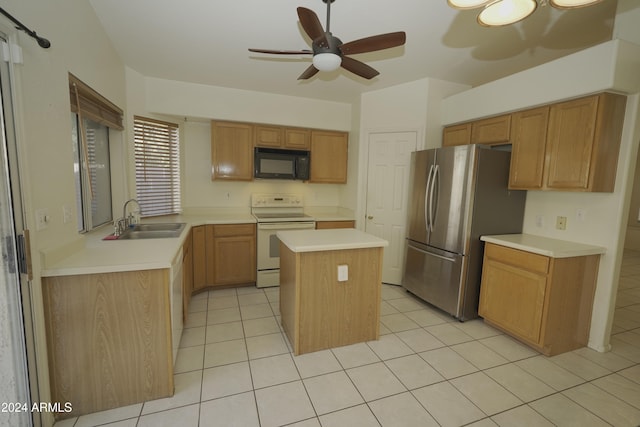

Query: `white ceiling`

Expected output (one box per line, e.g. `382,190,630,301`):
88,0,619,104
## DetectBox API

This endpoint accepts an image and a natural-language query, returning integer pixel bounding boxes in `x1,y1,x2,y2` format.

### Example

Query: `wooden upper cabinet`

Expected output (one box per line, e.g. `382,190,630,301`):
211,121,253,181
509,107,550,190
255,125,311,150
442,123,471,147
284,127,310,150
471,114,511,145
545,92,626,192
310,130,348,183
254,125,283,148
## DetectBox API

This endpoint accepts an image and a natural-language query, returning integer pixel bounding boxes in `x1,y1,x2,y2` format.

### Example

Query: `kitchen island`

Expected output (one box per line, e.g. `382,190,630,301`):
277,228,388,355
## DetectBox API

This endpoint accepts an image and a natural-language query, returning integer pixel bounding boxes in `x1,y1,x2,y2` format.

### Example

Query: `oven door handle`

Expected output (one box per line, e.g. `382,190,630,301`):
257,222,316,230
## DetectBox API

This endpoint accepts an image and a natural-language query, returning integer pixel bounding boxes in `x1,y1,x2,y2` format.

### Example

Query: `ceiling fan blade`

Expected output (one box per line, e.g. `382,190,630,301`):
249,48,313,55
340,56,379,80
297,7,328,45
340,31,406,55
298,65,319,80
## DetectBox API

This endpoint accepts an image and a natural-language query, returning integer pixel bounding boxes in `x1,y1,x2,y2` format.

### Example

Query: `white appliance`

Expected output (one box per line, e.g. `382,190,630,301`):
252,194,315,287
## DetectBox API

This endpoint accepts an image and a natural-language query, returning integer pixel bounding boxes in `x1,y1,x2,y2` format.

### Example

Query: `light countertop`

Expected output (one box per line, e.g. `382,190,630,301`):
481,234,606,258
41,212,256,277
278,228,388,253
304,206,355,222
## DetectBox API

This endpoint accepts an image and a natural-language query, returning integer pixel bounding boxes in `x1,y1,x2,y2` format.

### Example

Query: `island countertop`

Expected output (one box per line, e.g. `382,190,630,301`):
481,233,606,258
277,228,388,253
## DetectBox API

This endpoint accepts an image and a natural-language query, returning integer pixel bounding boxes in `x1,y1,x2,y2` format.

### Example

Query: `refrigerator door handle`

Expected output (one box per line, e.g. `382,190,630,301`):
408,243,457,262
429,164,439,232
425,164,434,232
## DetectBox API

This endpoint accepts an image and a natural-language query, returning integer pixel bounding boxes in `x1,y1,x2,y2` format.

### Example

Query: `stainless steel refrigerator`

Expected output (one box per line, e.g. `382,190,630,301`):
402,144,526,321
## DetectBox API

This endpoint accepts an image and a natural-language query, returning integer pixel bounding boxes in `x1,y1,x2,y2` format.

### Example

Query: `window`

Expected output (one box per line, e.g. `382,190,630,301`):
69,74,123,232
133,116,181,217
71,114,112,231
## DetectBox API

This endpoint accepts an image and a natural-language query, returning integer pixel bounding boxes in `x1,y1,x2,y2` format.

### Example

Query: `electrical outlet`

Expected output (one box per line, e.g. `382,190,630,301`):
337,265,348,282
556,216,567,230
535,215,544,228
576,209,586,221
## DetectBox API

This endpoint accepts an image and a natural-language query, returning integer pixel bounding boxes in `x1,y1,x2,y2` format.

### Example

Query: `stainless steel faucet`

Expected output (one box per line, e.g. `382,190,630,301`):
114,199,140,235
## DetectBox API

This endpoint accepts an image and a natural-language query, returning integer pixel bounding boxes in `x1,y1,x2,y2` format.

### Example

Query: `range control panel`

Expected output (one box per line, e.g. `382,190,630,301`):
251,193,303,208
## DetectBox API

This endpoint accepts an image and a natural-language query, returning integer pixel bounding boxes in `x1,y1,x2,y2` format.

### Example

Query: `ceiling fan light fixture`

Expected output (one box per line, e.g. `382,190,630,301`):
312,52,342,72
478,0,537,26
549,0,603,9
447,0,492,9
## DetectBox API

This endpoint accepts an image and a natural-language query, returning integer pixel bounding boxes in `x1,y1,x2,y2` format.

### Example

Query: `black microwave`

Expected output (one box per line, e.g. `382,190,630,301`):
254,147,310,180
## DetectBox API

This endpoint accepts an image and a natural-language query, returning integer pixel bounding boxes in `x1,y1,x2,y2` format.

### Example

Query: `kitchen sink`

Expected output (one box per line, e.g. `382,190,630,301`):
109,222,186,240
130,223,186,232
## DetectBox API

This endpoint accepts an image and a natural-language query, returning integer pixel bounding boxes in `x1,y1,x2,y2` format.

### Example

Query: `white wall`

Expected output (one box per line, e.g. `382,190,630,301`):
140,77,354,210
442,39,640,352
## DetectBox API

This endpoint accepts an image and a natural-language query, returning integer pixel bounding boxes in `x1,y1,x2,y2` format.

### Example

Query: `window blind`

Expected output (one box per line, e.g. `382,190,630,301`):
134,116,181,217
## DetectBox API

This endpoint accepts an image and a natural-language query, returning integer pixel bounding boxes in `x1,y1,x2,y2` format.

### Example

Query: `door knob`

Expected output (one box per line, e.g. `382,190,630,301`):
367,216,373,220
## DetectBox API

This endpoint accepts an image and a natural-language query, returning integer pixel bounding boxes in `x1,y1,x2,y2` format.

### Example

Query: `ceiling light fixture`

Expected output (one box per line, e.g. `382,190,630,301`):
448,0,604,27
312,53,342,72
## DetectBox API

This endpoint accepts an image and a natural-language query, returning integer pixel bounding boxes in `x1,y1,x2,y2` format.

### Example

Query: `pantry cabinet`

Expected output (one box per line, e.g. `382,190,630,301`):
479,242,600,356
211,121,253,181
310,130,349,183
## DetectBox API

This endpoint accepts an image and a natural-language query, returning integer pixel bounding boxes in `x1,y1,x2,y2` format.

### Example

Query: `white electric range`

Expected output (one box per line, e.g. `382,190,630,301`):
251,194,315,287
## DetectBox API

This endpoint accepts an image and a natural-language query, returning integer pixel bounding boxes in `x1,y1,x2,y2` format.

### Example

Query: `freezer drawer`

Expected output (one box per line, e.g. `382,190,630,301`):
402,240,463,318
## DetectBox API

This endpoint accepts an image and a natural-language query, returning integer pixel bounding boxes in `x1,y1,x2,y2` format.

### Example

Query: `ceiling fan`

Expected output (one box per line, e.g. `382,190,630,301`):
248,0,406,80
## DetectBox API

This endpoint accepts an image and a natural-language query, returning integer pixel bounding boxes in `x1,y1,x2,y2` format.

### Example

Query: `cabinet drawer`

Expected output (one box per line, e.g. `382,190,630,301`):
213,223,255,237
485,243,549,274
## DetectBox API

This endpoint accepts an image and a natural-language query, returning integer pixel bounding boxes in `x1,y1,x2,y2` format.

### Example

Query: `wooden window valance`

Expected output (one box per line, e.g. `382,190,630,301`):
69,73,123,130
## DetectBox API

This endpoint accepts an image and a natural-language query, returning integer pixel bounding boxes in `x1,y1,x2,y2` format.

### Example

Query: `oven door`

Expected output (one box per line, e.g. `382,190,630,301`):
257,221,315,270
256,221,315,287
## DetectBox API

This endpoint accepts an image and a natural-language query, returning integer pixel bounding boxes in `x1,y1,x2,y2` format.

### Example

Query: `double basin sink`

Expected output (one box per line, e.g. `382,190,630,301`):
114,222,186,240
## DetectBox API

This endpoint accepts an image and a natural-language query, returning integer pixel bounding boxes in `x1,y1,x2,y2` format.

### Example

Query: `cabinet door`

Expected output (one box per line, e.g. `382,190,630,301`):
471,114,511,145
284,127,310,150
442,123,471,147
545,96,599,190
479,254,547,345
213,235,256,285
310,130,348,183
508,107,549,189
255,125,283,148
192,226,207,291
211,121,254,181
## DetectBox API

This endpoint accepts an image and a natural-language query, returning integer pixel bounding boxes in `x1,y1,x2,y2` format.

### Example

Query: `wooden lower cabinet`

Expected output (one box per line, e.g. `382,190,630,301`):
315,220,355,229
479,243,599,356
192,223,256,289
207,223,256,286
43,270,174,419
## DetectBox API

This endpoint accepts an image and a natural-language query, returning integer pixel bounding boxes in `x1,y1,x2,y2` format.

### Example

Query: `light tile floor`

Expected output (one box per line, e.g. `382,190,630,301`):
55,251,640,427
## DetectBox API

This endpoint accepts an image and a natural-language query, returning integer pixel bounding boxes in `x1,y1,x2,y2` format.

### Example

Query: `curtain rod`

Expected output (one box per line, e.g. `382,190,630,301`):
0,7,50,48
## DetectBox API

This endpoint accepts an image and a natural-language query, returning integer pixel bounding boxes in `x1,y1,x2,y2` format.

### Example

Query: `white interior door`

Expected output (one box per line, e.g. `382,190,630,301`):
365,131,417,285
